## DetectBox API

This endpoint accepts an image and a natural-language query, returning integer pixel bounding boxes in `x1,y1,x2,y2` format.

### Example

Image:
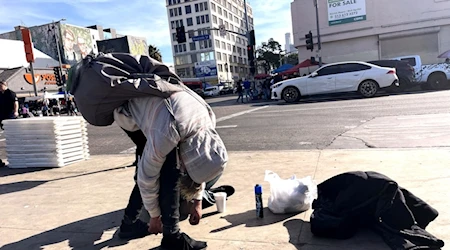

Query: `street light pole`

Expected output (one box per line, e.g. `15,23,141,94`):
314,0,323,66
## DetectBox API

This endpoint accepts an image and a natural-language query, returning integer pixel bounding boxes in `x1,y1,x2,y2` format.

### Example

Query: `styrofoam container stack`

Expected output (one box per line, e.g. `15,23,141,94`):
3,117,90,168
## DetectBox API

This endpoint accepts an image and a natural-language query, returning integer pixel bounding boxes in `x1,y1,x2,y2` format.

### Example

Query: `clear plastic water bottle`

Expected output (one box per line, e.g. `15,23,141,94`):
255,184,264,219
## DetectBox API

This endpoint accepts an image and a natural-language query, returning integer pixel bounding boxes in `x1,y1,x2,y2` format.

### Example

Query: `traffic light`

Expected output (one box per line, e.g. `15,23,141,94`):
247,45,254,63
249,30,255,46
305,31,314,51
53,67,63,86
176,26,186,43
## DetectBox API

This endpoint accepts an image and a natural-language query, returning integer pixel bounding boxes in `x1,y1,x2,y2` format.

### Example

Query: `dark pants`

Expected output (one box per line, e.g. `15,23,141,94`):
159,148,221,235
122,129,220,228
122,129,147,221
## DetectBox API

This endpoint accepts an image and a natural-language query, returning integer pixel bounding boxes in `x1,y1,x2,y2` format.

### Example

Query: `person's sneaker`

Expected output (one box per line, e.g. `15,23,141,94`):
209,185,235,198
161,233,207,250
118,218,150,240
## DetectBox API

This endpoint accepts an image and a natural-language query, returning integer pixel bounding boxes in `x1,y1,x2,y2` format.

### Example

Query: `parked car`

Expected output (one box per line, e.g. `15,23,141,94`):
204,86,220,97
367,60,415,92
271,61,399,103
391,55,450,90
220,87,234,95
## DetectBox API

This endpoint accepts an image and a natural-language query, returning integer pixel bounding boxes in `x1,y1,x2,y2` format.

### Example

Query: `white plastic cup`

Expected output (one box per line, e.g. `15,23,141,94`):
213,192,227,213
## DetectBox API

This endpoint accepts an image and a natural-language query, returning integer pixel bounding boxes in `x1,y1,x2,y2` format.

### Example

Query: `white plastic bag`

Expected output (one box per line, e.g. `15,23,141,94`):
264,170,318,214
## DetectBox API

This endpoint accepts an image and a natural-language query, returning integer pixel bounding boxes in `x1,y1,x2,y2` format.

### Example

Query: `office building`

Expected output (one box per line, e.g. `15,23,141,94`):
0,22,148,65
291,0,450,64
166,0,254,83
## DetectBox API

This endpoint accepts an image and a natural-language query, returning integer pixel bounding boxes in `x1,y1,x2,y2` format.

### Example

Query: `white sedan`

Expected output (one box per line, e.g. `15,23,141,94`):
272,61,399,103
204,86,220,97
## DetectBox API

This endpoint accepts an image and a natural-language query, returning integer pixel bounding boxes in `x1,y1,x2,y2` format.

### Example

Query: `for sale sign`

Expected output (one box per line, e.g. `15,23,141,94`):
327,0,366,26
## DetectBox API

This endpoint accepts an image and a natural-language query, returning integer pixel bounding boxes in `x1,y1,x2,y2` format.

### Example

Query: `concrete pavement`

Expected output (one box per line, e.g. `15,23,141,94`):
1,148,449,250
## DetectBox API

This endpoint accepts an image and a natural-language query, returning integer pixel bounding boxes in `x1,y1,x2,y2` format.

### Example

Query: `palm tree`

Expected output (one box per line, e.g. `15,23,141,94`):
148,44,162,62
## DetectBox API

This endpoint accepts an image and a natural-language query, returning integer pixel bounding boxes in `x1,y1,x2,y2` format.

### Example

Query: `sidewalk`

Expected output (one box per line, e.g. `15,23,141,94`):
0,148,449,250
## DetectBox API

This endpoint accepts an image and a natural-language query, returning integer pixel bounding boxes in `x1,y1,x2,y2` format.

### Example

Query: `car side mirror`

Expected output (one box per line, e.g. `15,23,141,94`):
310,72,318,78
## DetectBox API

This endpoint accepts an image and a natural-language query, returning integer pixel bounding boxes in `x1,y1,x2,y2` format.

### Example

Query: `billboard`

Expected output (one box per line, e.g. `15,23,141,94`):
195,60,217,78
327,0,366,26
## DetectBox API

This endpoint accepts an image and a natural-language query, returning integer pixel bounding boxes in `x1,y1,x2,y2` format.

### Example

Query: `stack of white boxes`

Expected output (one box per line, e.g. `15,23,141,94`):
3,117,90,168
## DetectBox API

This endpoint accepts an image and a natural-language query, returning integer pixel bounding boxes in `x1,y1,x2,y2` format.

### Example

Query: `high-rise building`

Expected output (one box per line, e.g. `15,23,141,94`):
285,33,291,52
166,0,254,84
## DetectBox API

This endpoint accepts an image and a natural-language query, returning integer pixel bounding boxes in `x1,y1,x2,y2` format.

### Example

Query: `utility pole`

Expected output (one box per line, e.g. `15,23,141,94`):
314,0,323,66
244,0,255,78
52,19,68,102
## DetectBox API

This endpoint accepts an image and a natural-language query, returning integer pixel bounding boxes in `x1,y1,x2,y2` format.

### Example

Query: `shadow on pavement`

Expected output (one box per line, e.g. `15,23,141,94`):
283,218,388,250
0,167,49,177
268,89,441,107
0,165,128,196
283,219,309,249
210,208,299,233
0,210,131,250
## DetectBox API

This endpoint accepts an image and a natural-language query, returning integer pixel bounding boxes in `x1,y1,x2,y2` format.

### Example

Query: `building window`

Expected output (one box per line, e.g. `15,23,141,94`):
229,55,232,62
234,16,239,23
219,18,223,25
178,7,182,15
233,55,237,63
187,17,193,26
215,39,220,47
227,43,231,51
205,14,209,23
185,5,191,14
212,15,217,24
191,54,197,63
221,41,226,49
243,48,246,56
200,51,214,61
190,42,196,51
217,52,222,60
233,45,236,53
228,1,232,9
204,2,208,10
171,21,175,29
201,15,205,23
234,66,238,72
196,16,201,24
230,66,233,73
237,47,242,55
225,21,229,29
239,57,243,63
174,45,179,53
211,2,216,11
170,9,174,17
226,33,230,40
218,6,222,15
172,32,177,41
195,3,199,12
244,58,247,64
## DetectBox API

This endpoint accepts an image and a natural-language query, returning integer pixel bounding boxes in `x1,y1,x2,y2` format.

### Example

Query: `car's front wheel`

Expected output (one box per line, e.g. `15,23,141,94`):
282,86,301,103
358,80,379,98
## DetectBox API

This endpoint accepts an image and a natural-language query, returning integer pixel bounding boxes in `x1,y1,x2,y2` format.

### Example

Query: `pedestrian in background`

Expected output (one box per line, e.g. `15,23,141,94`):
236,80,244,103
243,79,251,102
0,81,18,130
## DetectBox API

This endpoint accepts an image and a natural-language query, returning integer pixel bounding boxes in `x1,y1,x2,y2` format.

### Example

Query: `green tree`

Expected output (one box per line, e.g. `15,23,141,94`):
148,44,162,62
256,38,283,73
285,53,299,65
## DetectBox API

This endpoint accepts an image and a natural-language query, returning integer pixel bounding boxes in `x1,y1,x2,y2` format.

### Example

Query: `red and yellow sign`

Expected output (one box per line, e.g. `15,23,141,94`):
23,73,66,85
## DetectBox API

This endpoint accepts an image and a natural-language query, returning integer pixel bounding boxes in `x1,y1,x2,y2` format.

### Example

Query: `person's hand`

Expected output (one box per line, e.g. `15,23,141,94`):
189,200,202,225
148,216,162,235
14,112,19,118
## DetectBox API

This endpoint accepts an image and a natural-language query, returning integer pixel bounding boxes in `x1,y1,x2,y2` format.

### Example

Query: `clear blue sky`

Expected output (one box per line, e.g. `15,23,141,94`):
0,0,292,65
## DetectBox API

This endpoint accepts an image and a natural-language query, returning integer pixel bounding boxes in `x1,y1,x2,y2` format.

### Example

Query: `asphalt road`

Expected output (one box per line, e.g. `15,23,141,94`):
1,89,450,159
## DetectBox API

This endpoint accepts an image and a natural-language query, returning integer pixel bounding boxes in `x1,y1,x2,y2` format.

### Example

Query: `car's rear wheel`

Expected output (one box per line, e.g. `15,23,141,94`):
282,86,300,103
358,80,379,98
